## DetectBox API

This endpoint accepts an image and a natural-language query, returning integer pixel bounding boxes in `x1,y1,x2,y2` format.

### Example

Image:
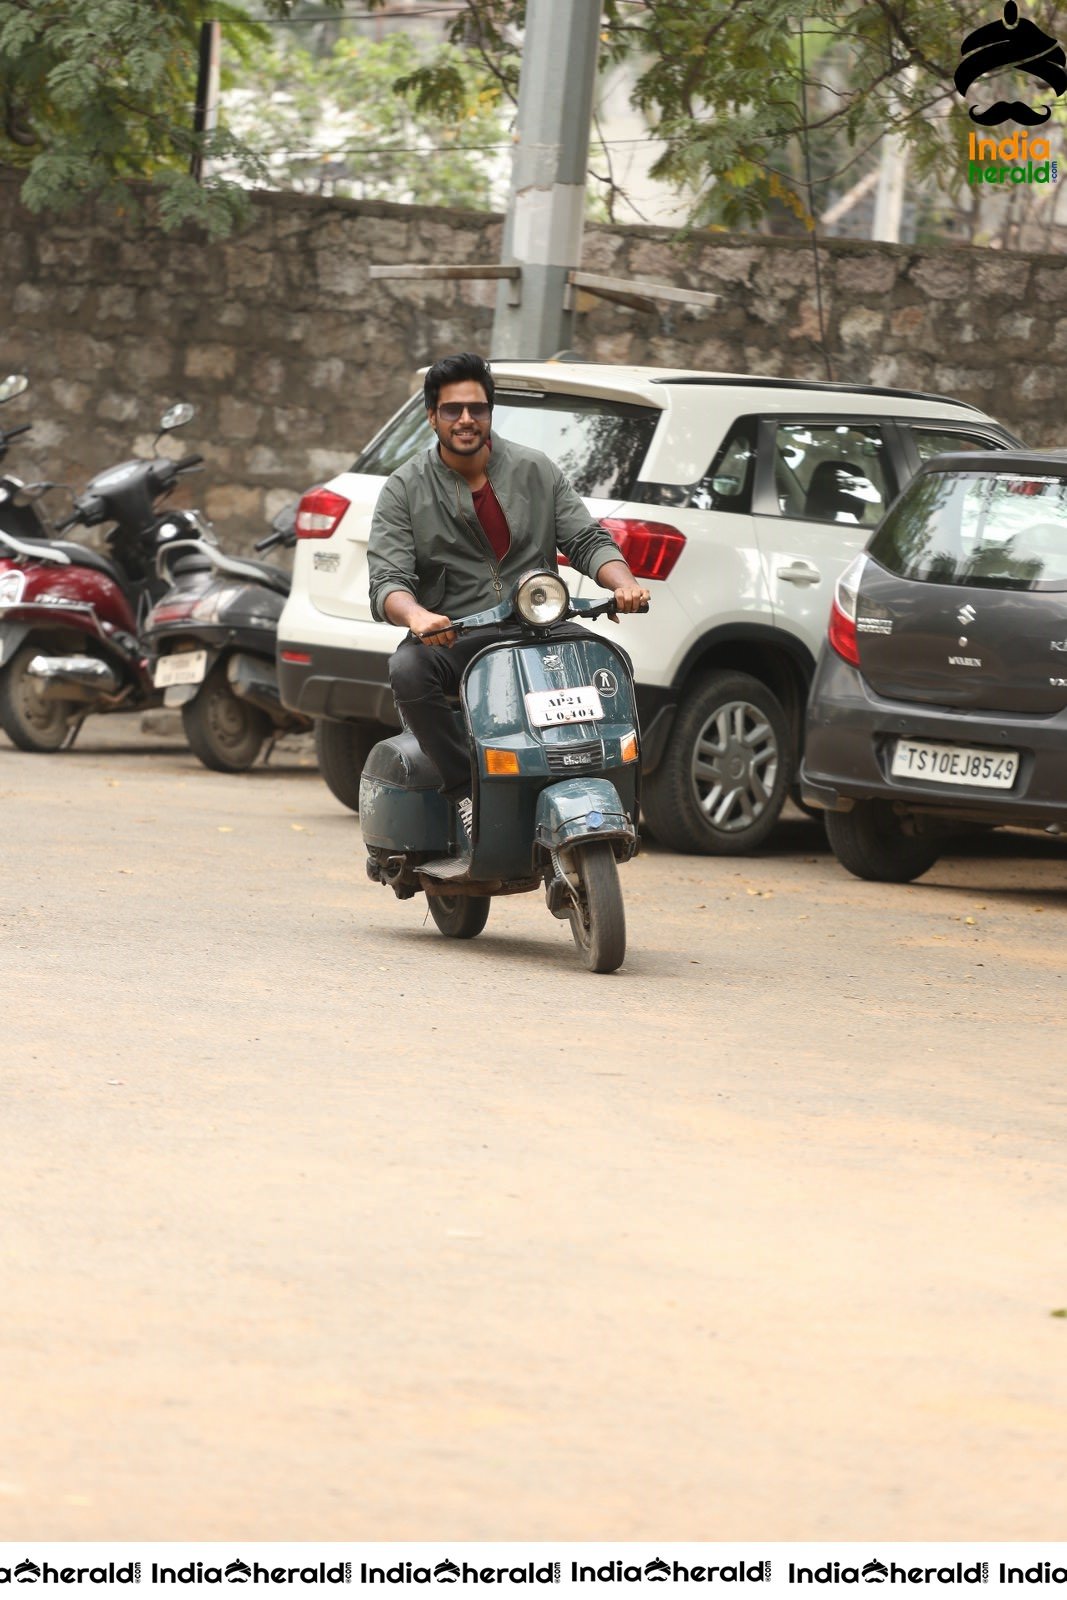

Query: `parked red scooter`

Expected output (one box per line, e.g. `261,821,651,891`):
0,404,203,751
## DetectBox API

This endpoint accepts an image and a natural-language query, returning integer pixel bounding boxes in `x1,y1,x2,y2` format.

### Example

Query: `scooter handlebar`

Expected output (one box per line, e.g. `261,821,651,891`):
53,510,81,533
173,453,205,472
577,597,650,620
254,530,283,553
1,423,32,441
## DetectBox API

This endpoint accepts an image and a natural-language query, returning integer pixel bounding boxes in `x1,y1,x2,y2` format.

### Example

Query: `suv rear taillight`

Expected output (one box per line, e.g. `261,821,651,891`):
828,554,865,667
296,486,349,539
600,518,685,581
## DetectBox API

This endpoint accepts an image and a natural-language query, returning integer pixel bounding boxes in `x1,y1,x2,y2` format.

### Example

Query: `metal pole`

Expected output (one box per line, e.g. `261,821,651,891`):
491,0,602,357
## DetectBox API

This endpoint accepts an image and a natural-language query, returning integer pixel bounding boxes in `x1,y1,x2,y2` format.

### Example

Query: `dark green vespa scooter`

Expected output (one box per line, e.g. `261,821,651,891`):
360,570,646,973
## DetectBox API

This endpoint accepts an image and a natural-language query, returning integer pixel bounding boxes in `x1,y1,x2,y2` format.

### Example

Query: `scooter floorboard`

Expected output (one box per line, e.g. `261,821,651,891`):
419,856,475,882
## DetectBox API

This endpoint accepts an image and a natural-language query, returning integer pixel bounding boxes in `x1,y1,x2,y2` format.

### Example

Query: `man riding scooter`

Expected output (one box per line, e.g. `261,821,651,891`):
368,352,650,847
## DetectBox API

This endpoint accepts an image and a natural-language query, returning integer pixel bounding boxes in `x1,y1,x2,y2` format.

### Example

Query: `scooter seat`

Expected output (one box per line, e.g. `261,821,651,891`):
52,541,129,590
201,548,291,595
362,730,441,790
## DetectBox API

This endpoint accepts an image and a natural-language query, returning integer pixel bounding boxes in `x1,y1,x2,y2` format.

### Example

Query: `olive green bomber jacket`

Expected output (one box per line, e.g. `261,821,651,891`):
367,434,624,625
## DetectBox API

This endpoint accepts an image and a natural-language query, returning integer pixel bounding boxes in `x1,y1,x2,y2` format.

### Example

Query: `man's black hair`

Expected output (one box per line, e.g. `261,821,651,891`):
423,352,495,413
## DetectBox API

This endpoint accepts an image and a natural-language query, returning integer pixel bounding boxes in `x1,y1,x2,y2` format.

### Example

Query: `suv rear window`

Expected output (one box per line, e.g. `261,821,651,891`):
870,470,1067,592
352,391,659,500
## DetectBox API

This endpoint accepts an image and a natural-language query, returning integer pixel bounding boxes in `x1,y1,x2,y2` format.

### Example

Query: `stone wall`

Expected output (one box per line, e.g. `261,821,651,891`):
1,171,1063,551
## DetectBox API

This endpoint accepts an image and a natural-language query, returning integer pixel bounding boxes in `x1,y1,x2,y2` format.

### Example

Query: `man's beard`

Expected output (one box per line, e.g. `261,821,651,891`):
440,426,488,455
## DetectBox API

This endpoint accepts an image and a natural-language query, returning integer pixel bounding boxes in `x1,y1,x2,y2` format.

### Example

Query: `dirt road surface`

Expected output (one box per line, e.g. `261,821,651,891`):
1,717,1064,1542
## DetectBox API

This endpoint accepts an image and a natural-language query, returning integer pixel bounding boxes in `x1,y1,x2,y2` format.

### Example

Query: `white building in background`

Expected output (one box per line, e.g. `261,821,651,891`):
591,60,693,228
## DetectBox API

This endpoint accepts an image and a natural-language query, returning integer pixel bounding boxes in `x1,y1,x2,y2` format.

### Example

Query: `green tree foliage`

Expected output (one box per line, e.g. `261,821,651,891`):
0,0,291,235
4,0,1066,239
390,0,1065,233
222,29,510,209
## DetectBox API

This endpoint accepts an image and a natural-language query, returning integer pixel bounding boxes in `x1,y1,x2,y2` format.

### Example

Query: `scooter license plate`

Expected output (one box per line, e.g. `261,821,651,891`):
525,685,604,727
154,649,208,688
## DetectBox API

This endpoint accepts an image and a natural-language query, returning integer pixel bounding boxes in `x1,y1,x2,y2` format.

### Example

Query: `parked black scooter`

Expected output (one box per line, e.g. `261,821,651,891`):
144,503,311,771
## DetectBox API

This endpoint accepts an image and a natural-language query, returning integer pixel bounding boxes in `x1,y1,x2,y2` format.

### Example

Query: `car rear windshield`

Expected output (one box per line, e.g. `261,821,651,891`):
352,390,659,500
869,470,1067,592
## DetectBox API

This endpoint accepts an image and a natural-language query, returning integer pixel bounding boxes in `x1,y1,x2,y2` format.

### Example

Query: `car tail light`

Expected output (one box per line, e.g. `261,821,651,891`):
600,518,686,580
296,486,349,539
828,555,865,667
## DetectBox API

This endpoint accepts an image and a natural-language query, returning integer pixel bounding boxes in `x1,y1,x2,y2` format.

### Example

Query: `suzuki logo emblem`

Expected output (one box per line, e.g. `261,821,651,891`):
957,603,976,625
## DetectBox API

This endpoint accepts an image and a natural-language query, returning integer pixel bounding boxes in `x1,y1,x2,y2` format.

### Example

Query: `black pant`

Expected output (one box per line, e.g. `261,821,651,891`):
388,623,591,798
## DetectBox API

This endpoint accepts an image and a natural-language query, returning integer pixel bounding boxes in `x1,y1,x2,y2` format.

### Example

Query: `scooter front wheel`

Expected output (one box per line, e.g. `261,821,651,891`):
0,644,76,751
568,841,626,974
428,893,491,939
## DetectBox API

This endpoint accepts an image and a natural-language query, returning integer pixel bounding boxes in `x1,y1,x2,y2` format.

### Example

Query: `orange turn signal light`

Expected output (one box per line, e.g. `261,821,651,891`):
485,748,521,775
620,731,639,764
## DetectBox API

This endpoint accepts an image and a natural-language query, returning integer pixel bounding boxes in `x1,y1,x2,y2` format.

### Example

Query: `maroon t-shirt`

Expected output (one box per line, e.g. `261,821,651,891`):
472,479,511,563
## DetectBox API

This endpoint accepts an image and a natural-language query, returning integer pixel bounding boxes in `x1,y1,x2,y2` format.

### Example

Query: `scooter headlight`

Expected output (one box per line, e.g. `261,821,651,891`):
513,570,568,628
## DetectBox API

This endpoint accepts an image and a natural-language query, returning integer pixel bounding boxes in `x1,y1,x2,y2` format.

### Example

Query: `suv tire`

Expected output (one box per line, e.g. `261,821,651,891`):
642,670,791,855
825,801,941,883
315,717,381,812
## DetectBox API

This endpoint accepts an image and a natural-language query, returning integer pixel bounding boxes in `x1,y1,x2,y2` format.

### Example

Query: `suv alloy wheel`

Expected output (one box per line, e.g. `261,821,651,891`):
641,670,791,854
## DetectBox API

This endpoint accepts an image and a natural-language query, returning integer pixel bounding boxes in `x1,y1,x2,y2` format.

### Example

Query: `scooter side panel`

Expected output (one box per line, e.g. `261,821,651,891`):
16,562,138,634
462,636,640,881
359,732,451,853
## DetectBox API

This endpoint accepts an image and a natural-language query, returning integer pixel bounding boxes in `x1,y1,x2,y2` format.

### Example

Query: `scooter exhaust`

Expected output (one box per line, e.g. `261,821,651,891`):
27,654,120,700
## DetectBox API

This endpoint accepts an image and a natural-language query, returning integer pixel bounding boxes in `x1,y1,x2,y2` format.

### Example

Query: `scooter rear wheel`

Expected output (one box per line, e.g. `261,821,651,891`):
568,840,626,974
428,893,491,939
182,665,271,772
0,644,76,751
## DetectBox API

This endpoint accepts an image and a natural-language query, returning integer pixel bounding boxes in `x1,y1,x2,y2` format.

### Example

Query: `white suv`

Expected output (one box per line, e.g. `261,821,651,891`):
278,363,1016,854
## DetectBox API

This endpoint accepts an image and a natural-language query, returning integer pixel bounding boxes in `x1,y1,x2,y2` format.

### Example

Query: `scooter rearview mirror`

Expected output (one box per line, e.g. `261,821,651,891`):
159,402,195,432
0,375,29,405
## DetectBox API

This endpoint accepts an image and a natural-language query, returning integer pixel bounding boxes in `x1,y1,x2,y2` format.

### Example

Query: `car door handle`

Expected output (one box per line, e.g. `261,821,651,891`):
777,562,821,586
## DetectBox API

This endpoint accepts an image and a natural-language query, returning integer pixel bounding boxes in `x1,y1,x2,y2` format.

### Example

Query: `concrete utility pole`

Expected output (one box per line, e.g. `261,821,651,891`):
490,0,603,357
871,67,916,244
871,131,908,242
368,0,718,336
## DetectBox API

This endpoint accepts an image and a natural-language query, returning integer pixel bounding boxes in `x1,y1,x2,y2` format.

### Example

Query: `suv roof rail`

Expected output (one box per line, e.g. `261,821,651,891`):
655,375,983,413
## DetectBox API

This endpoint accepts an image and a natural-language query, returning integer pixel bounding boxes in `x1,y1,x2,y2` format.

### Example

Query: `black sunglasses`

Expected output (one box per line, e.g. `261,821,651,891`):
436,401,491,422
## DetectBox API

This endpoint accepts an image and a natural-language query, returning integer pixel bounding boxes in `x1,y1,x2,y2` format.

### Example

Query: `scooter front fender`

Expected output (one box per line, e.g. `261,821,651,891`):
534,777,636,855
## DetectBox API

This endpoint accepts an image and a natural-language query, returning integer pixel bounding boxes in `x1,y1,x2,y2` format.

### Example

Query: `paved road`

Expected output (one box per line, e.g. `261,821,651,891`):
1,717,1064,1542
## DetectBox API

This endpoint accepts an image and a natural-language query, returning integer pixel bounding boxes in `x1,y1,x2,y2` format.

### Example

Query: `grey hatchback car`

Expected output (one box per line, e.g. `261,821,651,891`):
802,449,1067,881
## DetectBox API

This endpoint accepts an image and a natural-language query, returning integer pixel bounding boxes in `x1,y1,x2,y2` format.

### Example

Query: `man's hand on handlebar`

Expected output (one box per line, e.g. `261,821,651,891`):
414,609,456,647
382,591,457,646
610,580,651,618
593,559,650,623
